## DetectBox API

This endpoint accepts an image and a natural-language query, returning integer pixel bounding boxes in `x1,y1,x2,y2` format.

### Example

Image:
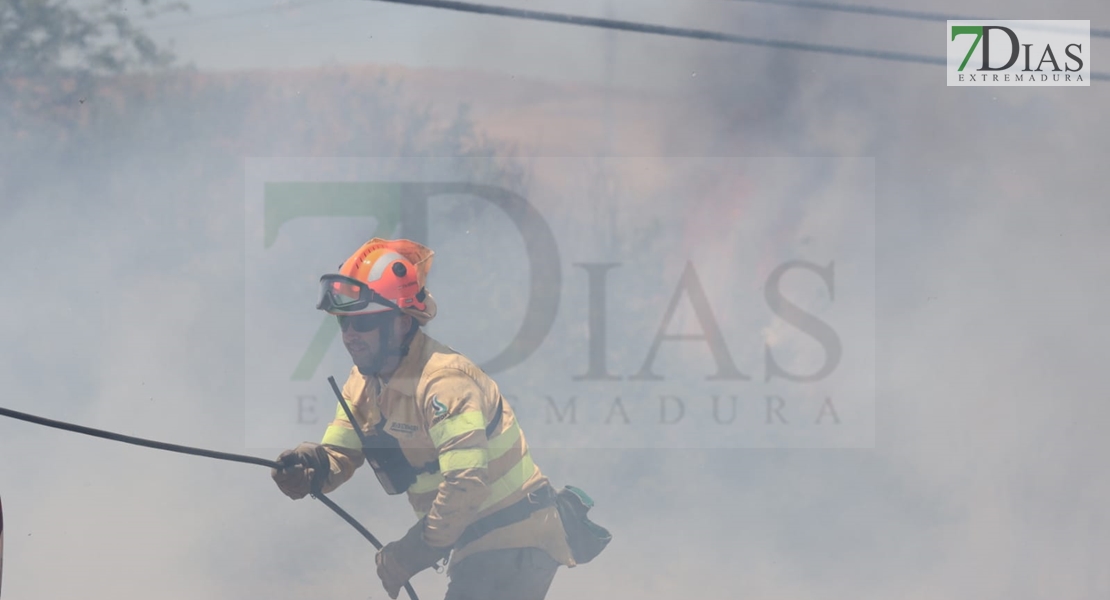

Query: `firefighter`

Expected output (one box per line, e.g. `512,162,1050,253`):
271,238,575,600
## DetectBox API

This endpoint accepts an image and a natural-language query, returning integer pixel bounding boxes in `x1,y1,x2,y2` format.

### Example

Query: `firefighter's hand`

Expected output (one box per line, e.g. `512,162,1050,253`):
376,520,451,599
271,442,331,500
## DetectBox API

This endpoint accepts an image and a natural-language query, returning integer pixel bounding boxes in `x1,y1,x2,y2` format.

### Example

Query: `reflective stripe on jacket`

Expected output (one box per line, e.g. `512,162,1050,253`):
317,329,575,569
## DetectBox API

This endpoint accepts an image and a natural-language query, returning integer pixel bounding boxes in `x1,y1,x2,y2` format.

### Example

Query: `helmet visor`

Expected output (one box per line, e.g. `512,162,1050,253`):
317,274,399,315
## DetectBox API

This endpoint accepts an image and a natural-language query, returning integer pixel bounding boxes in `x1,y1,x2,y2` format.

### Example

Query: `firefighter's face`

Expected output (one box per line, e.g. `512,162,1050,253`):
338,312,408,374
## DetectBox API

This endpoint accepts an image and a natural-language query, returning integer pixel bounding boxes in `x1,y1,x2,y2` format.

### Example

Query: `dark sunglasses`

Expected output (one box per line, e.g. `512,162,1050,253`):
337,313,393,333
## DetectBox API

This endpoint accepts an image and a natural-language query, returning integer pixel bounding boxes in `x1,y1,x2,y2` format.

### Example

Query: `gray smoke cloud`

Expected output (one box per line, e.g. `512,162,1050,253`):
639,1,1110,599
2,1,1108,599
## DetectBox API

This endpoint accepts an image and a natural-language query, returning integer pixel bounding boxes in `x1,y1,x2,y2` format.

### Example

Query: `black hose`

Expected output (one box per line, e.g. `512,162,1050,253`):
0,406,280,469
0,405,418,600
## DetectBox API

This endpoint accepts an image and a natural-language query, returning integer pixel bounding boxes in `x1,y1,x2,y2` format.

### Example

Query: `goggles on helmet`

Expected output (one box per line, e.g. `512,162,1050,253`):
316,274,401,315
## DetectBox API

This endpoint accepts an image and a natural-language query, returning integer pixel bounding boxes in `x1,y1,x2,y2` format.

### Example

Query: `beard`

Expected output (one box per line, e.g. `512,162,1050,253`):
355,360,380,377
352,350,384,377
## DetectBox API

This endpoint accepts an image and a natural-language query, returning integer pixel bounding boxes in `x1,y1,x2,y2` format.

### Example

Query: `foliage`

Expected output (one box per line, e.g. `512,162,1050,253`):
0,0,184,79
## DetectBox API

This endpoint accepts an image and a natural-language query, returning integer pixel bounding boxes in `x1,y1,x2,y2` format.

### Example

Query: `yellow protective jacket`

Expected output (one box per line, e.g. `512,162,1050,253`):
316,329,576,569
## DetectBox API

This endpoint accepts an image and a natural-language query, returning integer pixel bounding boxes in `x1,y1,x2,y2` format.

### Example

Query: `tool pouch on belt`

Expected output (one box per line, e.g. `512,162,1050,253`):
555,485,612,564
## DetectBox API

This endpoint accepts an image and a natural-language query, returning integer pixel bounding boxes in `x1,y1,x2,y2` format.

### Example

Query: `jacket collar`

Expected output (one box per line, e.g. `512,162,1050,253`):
379,328,428,398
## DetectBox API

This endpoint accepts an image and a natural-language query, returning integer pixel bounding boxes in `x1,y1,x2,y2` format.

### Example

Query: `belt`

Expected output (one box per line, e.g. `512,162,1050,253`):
454,484,556,549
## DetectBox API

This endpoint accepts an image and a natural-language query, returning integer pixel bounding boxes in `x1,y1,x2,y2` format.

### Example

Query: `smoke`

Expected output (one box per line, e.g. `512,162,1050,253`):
2,1,1108,599
628,1,1110,598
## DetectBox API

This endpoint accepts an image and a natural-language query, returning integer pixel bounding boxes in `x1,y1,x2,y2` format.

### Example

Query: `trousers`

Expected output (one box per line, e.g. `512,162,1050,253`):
444,547,560,600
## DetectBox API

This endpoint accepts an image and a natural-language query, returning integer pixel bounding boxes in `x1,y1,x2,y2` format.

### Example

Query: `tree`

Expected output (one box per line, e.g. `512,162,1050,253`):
0,0,184,77
0,0,185,115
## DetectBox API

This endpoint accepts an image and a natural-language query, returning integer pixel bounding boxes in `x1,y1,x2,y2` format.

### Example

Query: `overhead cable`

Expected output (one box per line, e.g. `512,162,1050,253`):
369,0,1108,81
725,0,1110,39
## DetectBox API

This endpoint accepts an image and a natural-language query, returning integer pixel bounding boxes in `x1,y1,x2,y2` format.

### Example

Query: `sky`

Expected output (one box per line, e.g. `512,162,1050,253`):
2,1,1109,599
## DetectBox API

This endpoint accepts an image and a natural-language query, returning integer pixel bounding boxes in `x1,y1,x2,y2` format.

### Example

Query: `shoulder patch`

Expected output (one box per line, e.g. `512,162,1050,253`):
431,395,448,419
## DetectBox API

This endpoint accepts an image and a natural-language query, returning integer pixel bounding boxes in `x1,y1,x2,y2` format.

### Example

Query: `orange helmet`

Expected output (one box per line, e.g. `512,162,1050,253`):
316,238,437,324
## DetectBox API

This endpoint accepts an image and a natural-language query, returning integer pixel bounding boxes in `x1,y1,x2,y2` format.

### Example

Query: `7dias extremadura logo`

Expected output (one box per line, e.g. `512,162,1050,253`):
947,20,1090,86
